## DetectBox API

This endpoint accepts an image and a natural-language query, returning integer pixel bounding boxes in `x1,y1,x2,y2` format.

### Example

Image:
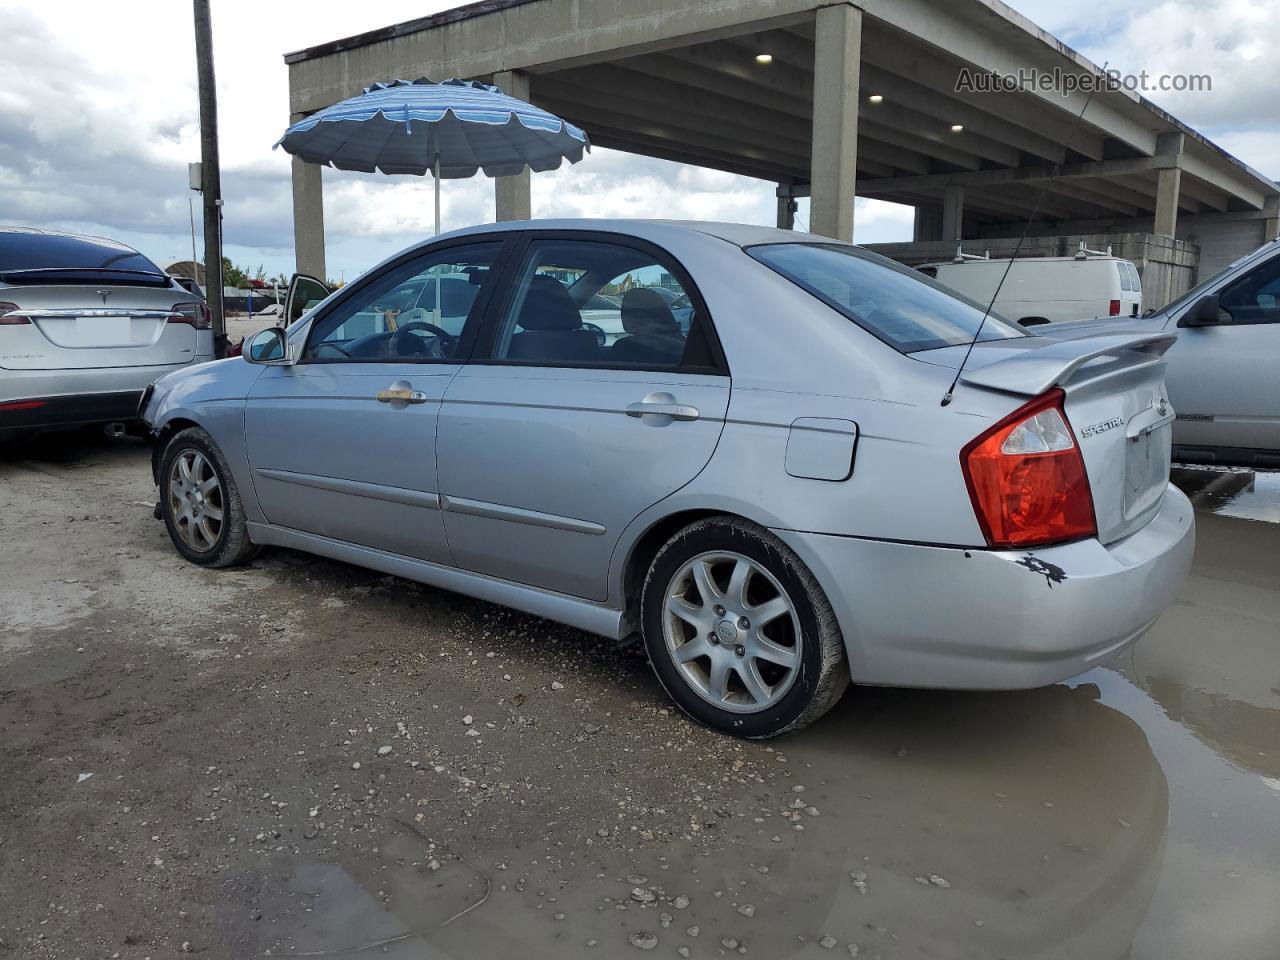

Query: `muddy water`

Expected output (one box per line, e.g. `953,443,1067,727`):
250,469,1280,959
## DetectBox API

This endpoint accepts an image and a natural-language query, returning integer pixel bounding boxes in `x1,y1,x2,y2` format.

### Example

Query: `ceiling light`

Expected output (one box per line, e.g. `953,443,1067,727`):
755,53,773,64
950,124,965,133
868,94,884,104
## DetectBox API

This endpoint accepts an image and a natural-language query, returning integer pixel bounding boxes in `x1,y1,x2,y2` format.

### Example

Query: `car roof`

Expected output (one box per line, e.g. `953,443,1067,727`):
432,218,832,249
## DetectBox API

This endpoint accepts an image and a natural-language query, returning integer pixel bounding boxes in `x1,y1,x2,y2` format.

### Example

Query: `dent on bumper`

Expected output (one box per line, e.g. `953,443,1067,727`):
775,484,1195,690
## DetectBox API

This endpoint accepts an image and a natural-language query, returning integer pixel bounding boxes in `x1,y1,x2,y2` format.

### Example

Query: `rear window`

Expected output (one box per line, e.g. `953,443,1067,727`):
0,231,168,285
748,243,1026,353
1118,261,1135,293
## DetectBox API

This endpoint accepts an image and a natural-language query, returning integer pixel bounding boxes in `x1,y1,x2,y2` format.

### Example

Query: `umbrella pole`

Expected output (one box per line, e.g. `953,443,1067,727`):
433,156,441,236
433,156,441,325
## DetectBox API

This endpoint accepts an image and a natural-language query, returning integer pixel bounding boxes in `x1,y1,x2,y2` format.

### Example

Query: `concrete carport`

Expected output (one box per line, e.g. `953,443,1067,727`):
284,0,1280,306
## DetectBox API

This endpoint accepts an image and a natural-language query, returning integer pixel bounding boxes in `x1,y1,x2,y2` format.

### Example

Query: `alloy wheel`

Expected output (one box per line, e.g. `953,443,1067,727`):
168,449,224,553
661,550,802,714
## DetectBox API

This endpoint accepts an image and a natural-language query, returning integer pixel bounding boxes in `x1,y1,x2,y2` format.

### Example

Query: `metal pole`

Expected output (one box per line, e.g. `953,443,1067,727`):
434,156,441,236
193,0,227,357
188,197,198,281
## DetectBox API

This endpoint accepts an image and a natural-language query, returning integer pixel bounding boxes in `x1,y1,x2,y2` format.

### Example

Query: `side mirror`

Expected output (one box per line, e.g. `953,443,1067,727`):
1178,294,1228,328
244,326,290,364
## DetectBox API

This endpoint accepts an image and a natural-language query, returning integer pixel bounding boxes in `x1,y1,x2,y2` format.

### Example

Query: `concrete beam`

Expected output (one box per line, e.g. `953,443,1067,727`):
859,118,982,172
291,155,326,280
533,85,811,173
859,64,1065,163
856,155,1180,197
493,70,532,221
583,123,799,182
809,4,860,241
562,63,813,149
287,0,824,115
855,0,1159,156
1045,181,1140,218
859,101,1020,168
813,25,1107,161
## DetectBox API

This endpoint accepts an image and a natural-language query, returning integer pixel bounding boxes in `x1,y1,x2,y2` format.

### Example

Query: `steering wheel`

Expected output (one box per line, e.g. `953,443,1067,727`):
391,320,457,359
581,321,607,348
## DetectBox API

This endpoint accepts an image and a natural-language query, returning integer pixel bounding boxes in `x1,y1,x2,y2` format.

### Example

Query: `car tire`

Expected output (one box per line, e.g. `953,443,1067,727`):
641,516,849,738
159,426,261,568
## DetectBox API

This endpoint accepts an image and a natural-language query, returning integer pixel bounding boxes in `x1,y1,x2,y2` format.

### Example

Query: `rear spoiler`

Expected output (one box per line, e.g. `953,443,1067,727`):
960,332,1178,396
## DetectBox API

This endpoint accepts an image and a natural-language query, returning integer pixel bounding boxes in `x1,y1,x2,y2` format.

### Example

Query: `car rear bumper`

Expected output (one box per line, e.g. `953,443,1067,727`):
773,483,1195,690
0,361,209,433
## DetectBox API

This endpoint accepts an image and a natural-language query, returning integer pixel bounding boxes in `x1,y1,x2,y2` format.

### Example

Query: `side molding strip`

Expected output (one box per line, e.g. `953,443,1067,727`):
440,494,607,536
256,468,441,510
246,522,623,640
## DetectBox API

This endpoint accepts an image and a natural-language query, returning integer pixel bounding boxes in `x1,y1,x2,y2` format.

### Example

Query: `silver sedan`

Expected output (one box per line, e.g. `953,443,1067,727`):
142,220,1193,737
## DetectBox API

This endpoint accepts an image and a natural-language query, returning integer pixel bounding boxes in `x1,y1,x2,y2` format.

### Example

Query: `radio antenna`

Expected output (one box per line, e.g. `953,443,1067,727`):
940,63,1110,407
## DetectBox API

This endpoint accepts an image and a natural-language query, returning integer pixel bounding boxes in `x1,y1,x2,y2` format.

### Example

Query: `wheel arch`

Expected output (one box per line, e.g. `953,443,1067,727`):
617,507,758,637
151,415,202,485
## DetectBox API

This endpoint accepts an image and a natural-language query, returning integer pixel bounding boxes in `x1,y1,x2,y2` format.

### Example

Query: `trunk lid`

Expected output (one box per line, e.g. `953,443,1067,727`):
917,330,1178,544
0,284,199,370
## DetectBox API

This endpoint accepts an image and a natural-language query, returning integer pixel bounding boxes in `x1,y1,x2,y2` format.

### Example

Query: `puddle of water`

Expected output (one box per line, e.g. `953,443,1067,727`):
1172,466,1280,523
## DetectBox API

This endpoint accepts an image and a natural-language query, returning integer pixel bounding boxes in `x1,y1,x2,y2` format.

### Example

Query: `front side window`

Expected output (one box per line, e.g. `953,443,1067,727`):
1218,255,1280,325
748,242,1026,353
303,243,501,362
488,239,716,370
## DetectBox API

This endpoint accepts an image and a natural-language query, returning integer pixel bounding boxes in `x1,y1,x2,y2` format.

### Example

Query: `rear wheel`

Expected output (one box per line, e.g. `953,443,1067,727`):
641,517,849,738
159,426,260,567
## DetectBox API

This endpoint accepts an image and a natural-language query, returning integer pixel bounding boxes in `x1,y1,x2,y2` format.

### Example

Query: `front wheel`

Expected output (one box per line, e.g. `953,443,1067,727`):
641,517,849,738
159,426,260,567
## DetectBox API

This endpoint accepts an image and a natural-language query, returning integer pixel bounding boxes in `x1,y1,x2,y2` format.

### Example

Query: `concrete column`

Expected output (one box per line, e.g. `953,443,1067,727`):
775,185,797,230
1154,167,1182,238
1264,194,1280,243
809,4,861,241
913,204,942,242
1154,131,1183,239
291,153,326,280
942,185,964,242
493,70,532,222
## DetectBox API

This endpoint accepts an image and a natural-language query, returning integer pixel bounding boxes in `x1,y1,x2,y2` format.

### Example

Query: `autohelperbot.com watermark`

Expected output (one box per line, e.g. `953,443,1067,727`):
955,66,1211,97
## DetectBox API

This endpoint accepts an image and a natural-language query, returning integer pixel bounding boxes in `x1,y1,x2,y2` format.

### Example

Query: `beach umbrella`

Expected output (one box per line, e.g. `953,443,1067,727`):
274,77,590,235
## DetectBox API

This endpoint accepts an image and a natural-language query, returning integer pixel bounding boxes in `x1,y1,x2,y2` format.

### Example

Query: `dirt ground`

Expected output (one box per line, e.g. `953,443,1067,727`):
1,433,1278,960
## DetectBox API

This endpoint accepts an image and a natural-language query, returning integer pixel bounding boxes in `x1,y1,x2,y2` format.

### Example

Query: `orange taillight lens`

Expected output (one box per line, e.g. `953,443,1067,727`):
961,388,1097,548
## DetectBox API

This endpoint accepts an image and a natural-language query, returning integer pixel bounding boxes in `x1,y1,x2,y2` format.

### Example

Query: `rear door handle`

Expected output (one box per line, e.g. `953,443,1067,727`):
376,381,428,405
625,391,699,422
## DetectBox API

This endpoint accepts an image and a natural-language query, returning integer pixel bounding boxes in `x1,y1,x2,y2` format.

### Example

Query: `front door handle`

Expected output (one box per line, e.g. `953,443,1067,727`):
376,380,428,405
625,391,699,422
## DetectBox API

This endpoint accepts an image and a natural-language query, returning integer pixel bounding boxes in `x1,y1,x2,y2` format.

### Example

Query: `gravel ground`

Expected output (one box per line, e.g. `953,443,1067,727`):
1,433,1278,960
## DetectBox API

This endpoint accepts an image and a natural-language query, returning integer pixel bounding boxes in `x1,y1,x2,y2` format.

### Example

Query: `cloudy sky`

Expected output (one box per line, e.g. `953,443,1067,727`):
1,0,1274,282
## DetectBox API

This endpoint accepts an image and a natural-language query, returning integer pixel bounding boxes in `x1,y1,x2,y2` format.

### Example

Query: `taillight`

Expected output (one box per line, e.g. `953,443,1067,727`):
1108,299,1121,316
0,301,29,325
168,301,212,329
960,388,1096,548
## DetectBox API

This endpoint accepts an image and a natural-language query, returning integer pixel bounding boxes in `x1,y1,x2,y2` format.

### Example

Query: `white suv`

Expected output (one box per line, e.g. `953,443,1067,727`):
0,227,212,439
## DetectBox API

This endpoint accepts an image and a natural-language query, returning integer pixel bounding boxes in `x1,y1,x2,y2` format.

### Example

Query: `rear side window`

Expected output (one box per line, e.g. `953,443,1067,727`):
486,239,719,371
749,243,1025,353
0,230,168,285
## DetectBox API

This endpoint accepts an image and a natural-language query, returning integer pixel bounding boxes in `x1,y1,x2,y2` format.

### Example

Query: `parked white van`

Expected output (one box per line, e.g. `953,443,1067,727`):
918,248,1143,326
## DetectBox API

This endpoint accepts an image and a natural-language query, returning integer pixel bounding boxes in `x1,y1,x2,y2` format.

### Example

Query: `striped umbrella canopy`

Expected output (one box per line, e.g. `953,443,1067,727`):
276,78,589,232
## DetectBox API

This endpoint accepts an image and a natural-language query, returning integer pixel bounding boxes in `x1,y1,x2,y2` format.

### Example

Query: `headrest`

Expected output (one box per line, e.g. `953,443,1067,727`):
621,287,679,336
516,274,583,331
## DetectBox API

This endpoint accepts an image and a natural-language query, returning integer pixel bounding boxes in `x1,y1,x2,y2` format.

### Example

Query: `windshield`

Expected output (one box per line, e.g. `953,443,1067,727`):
748,242,1025,353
